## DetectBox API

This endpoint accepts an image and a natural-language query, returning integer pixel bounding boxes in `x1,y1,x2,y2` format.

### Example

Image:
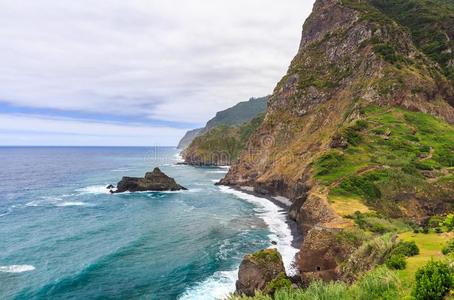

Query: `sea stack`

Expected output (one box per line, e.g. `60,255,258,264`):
236,249,289,296
113,167,187,193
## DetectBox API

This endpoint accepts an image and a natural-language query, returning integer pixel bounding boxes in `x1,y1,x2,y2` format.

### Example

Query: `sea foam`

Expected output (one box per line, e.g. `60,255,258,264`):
0,265,35,273
180,186,299,300
179,270,237,300
218,186,298,274
76,185,110,195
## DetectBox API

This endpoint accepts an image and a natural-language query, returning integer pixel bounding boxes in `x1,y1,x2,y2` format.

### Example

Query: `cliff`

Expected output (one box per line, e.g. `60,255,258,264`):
177,128,203,150
182,114,264,166
220,0,454,284
176,96,268,150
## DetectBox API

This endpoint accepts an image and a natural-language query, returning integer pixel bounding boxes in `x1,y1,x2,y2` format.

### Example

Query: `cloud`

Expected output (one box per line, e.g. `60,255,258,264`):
0,0,315,145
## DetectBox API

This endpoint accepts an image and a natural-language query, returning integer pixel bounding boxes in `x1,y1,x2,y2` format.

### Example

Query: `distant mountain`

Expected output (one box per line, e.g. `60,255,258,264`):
177,128,203,149
204,96,268,130
177,96,268,149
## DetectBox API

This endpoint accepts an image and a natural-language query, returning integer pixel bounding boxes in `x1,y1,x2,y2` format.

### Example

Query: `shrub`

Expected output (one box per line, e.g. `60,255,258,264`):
443,214,454,228
352,266,400,300
435,227,442,234
263,272,292,295
385,254,406,270
315,152,345,176
339,175,381,201
428,216,444,228
422,227,429,234
442,239,454,255
413,260,453,300
392,241,419,257
374,43,399,63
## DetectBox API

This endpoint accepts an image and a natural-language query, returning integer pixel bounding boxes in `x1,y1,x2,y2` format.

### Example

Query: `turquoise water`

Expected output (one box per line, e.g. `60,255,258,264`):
0,147,297,299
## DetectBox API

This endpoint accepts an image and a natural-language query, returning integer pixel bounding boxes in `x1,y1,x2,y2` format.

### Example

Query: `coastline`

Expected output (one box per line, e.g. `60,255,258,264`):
174,157,303,252
224,184,303,250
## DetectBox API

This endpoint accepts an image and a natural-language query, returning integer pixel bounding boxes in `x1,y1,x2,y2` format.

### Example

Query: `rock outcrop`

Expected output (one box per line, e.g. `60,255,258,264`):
113,168,186,193
236,249,288,296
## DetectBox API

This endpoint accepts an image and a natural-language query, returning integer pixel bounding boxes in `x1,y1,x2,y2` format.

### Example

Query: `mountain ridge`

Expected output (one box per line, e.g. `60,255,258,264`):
176,96,268,150
220,0,454,293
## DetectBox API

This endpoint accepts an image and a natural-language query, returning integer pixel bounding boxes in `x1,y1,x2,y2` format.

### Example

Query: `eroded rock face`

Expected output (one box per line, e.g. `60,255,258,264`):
114,167,186,193
236,249,286,296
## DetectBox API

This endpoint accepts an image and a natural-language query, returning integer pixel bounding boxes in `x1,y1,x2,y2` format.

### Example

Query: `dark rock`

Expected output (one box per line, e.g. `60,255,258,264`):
106,184,114,189
271,241,277,245
236,248,286,296
330,134,348,149
113,167,187,193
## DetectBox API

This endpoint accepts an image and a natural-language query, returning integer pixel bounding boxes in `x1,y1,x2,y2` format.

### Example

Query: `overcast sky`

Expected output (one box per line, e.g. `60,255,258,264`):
0,0,315,146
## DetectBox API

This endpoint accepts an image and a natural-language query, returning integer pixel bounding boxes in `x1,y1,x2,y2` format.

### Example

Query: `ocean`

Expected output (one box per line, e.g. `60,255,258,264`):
0,147,298,299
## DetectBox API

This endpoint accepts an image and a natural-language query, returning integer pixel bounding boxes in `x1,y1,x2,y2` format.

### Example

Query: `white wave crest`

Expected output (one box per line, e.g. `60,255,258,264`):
76,185,111,195
179,270,237,300
26,196,92,207
0,265,35,273
55,201,93,207
218,186,298,275
207,170,228,174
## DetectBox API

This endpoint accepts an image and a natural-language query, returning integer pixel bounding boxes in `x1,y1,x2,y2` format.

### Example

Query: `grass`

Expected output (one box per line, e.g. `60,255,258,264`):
312,105,454,217
396,232,452,295
230,266,401,300
329,194,370,216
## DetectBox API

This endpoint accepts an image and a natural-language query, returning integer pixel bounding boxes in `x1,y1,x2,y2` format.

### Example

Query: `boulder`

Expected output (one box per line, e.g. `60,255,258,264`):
236,248,288,296
106,184,114,189
113,167,187,193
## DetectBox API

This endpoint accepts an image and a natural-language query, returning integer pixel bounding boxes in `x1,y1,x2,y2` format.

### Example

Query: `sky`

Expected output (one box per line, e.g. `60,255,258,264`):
0,0,315,146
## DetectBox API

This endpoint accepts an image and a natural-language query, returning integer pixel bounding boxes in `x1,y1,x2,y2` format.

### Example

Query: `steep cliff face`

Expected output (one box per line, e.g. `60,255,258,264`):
181,97,268,165
177,96,268,151
177,128,203,149
182,114,264,166
221,0,454,283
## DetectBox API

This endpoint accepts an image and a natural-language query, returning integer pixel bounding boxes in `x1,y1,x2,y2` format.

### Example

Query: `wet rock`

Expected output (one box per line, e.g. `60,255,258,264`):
106,184,114,189
113,167,187,193
236,248,287,296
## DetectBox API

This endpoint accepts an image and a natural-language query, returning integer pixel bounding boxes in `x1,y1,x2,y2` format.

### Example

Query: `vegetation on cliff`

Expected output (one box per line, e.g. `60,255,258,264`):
220,0,454,297
313,104,454,220
177,96,268,151
182,114,264,166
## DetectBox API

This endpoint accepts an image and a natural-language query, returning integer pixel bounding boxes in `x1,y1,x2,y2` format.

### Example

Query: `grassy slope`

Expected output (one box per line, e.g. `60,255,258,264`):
236,232,453,299
313,105,454,217
397,232,452,296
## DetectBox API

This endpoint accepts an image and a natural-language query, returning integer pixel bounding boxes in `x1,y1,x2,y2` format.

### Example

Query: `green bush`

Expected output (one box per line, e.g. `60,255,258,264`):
413,260,453,300
263,272,292,295
443,214,454,228
428,216,444,228
374,43,399,63
392,241,419,257
385,254,406,270
315,152,345,176
442,239,454,255
339,175,381,201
